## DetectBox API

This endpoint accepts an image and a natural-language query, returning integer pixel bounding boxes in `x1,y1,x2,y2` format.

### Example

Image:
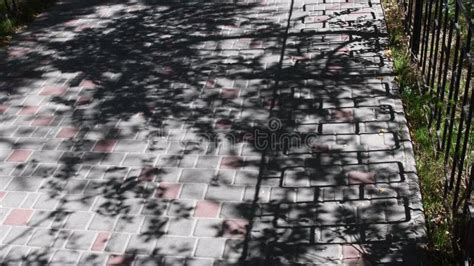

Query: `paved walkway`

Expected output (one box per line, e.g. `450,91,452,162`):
0,0,426,264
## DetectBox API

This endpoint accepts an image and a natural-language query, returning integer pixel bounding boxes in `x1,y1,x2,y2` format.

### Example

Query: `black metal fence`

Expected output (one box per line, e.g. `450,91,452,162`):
1,0,19,17
397,0,474,261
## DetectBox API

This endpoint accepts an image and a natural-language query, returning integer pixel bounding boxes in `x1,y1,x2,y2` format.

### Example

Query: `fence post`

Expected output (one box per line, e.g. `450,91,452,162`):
410,0,423,58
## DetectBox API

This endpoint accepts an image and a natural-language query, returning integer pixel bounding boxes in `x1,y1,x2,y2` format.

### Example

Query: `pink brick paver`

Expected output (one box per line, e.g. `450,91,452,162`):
56,127,79,138
155,183,181,199
107,254,134,266
194,200,220,218
221,88,240,99
6,149,32,162
220,156,242,169
93,139,117,153
342,245,366,264
18,106,39,115
31,116,54,126
223,219,248,238
347,171,376,184
4,209,33,225
91,232,110,251
80,80,97,89
39,86,66,96
0,105,9,114
76,95,92,106
215,119,232,129
138,167,157,181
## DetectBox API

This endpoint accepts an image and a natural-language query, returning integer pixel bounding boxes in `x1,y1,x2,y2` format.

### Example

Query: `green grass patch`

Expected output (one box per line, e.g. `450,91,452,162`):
0,0,56,44
383,1,457,264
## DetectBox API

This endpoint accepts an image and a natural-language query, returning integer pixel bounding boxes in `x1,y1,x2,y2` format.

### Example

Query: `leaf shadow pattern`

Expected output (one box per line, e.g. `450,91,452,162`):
0,0,426,264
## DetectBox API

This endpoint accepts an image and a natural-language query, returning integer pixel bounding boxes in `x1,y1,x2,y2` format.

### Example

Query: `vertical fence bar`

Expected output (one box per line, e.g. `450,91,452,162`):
452,21,473,208
436,2,453,153
444,30,462,190
410,0,423,58
406,0,413,32
452,49,472,209
435,0,450,145
428,0,445,128
421,0,434,75
440,5,460,155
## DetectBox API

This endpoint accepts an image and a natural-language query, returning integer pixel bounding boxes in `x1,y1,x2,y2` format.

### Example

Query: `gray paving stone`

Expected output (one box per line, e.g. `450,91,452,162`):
33,194,60,209
196,156,220,169
27,228,57,247
114,215,144,234
134,255,164,265
6,176,44,192
105,232,129,253
223,239,244,262
234,170,259,185
27,210,55,227
65,230,96,250
0,176,13,190
62,194,95,211
122,153,155,167
155,168,181,182
50,250,80,265
215,170,235,184
3,246,29,263
0,244,10,262
167,217,195,236
100,152,126,166
3,227,31,245
21,193,41,208
0,225,11,243
206,185,244,202
25,247,53,264
127,235,155,254
195,238,226,258
52,230,71,248
179,155,198,168
141,200,170,216
88,213,117,231
220,202,253,219
180,169,215,183
86,166,107,179
161,256,185,265
78,253,108,265
180,183,207,200
120,198,145,215
194,219,221,237
1,192,27,208
270,187,296,202
157,155,181,168
243,186,271,203
167,199,195,217
154,236,196,257
114,139,149,153
141,216,169,236
292,244,342,264
63,211,93,230
171,257,214,266
30,150,63,164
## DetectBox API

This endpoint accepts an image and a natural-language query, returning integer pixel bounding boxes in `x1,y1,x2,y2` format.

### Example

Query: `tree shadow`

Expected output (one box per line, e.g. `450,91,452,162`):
0,0,426,264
